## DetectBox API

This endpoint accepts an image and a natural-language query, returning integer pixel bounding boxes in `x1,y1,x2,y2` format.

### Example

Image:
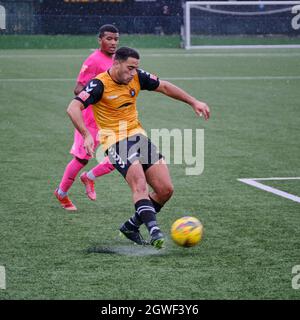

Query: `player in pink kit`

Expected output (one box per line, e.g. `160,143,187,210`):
54,25,119,210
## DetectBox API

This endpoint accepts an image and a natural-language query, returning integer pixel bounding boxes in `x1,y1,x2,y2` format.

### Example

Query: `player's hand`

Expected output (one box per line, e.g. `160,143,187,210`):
191,101,210,120
83,133,94,157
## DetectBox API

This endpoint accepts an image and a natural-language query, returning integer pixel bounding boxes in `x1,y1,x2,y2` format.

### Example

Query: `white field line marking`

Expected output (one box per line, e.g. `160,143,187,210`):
238,177,300,204
248,177,300,181
186,45,300,50
165,76,300,80
1,53,300,58
145,52,300,57
1,76,300,82
0,55,87,58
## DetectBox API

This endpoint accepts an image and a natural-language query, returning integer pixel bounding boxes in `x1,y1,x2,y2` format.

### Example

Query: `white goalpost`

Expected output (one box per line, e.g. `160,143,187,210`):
183,1,300,49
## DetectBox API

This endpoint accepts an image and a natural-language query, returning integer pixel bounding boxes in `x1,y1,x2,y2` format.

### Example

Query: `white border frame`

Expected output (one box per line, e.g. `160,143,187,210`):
184,1,300,49
0,266,5,290
238,177,300,203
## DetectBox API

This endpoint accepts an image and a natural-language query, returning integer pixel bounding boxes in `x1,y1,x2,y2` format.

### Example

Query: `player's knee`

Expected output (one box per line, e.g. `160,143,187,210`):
158,183,174,201
165,183,174,200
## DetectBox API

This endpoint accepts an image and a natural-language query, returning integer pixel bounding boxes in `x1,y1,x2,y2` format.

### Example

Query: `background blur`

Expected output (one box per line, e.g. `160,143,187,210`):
0,0,299,36
1,0,183,35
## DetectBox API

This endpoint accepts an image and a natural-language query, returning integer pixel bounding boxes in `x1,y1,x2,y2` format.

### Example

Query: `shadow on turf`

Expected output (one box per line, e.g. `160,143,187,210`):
85,244,166,256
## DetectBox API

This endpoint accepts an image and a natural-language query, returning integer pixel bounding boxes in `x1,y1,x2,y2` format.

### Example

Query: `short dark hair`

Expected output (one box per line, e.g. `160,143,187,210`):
98,24,119,38
114,47,140,61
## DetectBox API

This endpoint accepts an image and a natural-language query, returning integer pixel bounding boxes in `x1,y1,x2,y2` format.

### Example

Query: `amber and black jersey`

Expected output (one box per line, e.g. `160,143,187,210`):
75,69,160,151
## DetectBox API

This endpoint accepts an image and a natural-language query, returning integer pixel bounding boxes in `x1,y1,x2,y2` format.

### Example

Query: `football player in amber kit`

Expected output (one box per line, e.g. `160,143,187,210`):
67,47,210,249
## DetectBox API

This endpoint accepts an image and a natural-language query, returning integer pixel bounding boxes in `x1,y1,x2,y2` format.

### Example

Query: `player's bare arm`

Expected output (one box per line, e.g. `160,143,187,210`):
66,99,94,156
155,80,210,120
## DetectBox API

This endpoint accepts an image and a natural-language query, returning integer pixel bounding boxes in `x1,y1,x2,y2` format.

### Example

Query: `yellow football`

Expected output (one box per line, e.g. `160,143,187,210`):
171,216,203,247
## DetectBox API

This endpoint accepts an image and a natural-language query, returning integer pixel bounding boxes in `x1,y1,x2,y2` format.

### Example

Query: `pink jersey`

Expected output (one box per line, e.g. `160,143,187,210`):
77,50,113,129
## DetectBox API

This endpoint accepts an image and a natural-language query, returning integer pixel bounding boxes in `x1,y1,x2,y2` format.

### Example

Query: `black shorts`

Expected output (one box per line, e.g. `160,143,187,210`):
106,134,164,178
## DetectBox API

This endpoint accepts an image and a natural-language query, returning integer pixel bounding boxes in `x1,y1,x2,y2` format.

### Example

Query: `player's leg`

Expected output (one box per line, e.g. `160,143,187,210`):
80,156,115,201
143,136,173,209
123,136,170,226
54,128,91,209
121,159,172,230
118,161,150,245
145,158,174,211
86,156,115,180
76,125,100,200
124,160,164,248
54,156,88,211
106,139,147,245
107,135,164,248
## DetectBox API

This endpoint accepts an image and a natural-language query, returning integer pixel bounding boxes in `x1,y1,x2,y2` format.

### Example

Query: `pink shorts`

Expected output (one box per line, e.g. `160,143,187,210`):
70,106,100,160
70,125,100,160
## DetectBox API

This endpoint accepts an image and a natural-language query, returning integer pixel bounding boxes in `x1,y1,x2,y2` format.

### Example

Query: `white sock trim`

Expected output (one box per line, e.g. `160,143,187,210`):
150,226,160,235
58,188,67,198
87,171,96,181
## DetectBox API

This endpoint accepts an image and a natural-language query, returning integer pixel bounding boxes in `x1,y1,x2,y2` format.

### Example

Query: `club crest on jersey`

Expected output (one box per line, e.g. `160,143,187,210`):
130,89,136,97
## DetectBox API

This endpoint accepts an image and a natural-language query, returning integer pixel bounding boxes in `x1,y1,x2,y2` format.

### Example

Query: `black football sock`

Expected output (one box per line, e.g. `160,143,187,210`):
124,212,143,231
149,195,163,214
134,199,160,236
124,197,163,231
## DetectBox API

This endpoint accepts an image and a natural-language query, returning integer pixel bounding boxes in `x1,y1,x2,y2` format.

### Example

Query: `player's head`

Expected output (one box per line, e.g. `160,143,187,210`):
112,47,140,84
98,24,119,56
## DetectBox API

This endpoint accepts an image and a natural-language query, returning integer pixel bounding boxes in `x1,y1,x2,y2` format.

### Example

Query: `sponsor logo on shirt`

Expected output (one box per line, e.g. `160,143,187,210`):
108,95,119,100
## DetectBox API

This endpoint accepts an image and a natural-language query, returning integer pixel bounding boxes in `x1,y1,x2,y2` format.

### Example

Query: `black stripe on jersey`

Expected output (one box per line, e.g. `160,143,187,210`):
75,78,104,108
117,102,133,109
137,69,160,91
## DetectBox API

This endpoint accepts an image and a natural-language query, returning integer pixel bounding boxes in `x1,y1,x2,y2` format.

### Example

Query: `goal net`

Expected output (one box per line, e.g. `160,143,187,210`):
183,1,300,49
